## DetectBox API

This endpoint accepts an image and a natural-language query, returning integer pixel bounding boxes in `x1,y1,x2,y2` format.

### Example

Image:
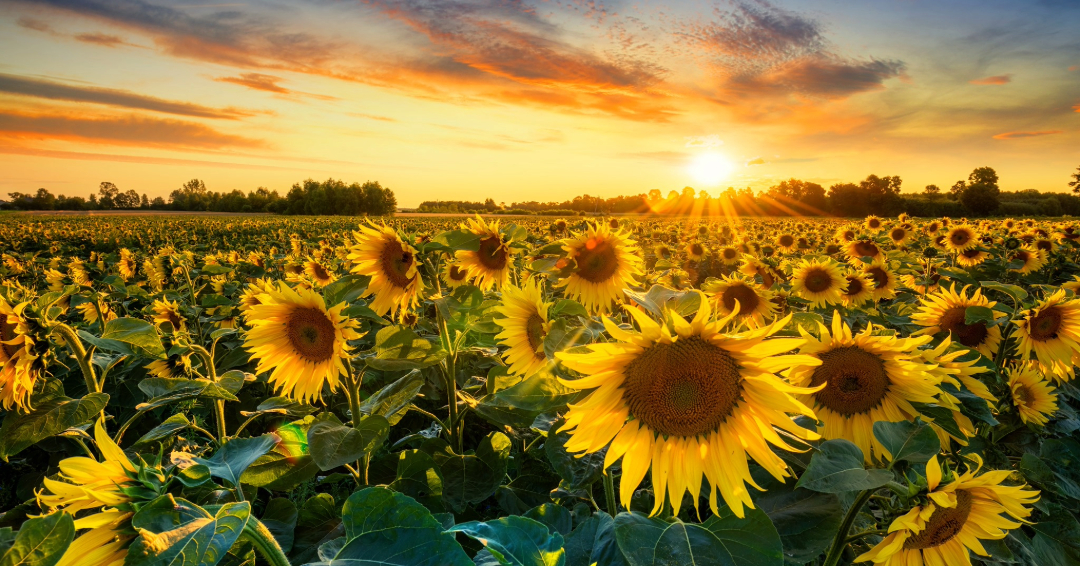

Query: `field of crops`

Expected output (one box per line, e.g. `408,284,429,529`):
0,213,1078,566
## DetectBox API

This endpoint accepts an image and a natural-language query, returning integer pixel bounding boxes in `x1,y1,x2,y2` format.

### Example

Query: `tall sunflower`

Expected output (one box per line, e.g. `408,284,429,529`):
786,315,943,462
1014,290,1080,381
455,216,513,291
440,260,470,290
348,223,422,318
1009,247,1046,275
1006,363,1058,426
841,271,875,307
955,247,989,268
863,262,898,301
701,274,777,327
791,258,847,309
845,239,884,263
556,297,821,518
244,282,362,403
0,298,40,412
912,285,1002,359
945,224,979,252
556,223,642,314
856,455,1039,566
151,298,185,333
686,241,708,261
304,258,336,287
494,278,552,378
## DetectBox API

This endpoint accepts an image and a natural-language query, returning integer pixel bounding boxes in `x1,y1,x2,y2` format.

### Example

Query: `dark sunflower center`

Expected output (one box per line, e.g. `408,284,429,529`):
854,241,879,257
621,336,743,437
575,238,619,283
938,306,988,347
286,264,303,275
1013,384,1033,404
761,271,776,289
804,268,834,293
379,239,416,289
311,263,330,280
867,267,888,288
525,313,546,357
448,264,467,281
891,229,905,240
810,346,889,415
1,320,20,359
1036,240,1052,252
779,235,794,247
903,490,973,550
1029,306,1062,341
723,248,737,260
722,284,760,315
164,310,182,330
961,248,981,259
951,231,970,246
844,276,864,296
690,243,704,256
477,236,508,270
285,307,337,363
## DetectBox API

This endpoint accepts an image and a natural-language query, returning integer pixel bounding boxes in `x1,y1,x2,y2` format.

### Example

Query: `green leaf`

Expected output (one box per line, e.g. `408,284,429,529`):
364,325,448,371
194,434,277,487
563,513,627,566
127,500,250,566
613,506,783,566
979,281,1028,302
964,305,996,326
199,264,233,276
389,450,444,502
545,418,604,490
289,494,340,565
0,512,74,566
1030,502,1080,565
137,378,238,411
321,274,371,306
132,414,191,448
548,299,588,319
795,440,893,493
873,420,941,466
259,498,297,554
241,417,320,491
449,516,565,566
99,317,166,359
478,372,576,428
307,414,389,471
524,504,573,537
754,480,842,565
326,487,471,566
358,370,424,425
543,319,591,360
0,393,109,460
433,229,481,252
131,496,211,533
440,432,512,513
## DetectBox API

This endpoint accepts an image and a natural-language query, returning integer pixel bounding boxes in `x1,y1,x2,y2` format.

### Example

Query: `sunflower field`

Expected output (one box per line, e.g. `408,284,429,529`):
1,213,1079,566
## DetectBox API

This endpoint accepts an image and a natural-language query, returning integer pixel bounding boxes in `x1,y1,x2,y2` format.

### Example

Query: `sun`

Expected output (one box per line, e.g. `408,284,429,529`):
688,152,734,186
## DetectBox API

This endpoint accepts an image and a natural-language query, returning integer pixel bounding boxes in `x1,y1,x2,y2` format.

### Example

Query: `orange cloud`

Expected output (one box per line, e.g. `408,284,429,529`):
992,130,1063,140
0,110,266,149
0,145,301,170
970,74,1011,85
74,32,132,47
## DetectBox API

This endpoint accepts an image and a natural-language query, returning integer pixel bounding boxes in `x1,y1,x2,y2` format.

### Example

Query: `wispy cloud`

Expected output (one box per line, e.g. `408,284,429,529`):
992,130,1062,139
73,32,134,47
0,110,266,148
0,73,256,119
213,73,337,100
970,74,1012,85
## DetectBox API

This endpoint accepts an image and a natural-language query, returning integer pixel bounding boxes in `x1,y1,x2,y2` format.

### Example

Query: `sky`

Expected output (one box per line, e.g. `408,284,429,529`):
0,0,1077,207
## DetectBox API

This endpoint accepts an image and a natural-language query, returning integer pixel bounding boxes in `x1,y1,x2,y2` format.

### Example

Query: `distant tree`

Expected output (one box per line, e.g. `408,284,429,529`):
151,196,166,208
140,194,150,209
959,167,1000,216
949,180,965,201
484,198,497,211
648,189,662,202
767,178,826,211
115,189,140,209
35,188,57,210
924,184,941,200
827,183,868,217
1070,166,1080,194
89,194,99,209
98,182,120,209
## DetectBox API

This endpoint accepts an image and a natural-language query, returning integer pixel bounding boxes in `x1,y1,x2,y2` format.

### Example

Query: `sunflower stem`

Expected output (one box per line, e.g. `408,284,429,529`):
603,470,617,517
438,314,461,452
242,516,293,566
823,488,875,566
50,322,99,394
344,363,364,429
190,345,227,443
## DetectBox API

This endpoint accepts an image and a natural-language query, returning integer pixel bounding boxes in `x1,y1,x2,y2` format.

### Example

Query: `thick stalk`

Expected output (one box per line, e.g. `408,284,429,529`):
438,315,460,451
190,345,227,443
51,323,98,394
603,470,617,517
243,517,293,566
343,363,364,429
822,489,876,566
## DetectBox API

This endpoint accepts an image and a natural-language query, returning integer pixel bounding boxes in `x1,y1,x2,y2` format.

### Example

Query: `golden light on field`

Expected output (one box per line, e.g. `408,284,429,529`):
687,152,735,187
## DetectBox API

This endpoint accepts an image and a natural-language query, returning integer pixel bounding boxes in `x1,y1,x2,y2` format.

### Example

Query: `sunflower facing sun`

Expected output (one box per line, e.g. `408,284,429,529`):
556,223,642,314
556,295,821,518
244,282,362,403
791,258,847,309
456,215,513,291
0,298,40,412
701,274,777,327
912,284,1003,359
1014,289,1080,381
494,277,552,378
348,223,422,318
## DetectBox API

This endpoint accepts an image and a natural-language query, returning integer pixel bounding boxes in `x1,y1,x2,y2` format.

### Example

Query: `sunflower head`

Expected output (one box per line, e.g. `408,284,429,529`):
494,278,552,377
1015,290,1080,381
348,223,422,318
791,258,847,309
701,274,777,326
455,216,513,291
556,223,642,314
1006,363,1058,426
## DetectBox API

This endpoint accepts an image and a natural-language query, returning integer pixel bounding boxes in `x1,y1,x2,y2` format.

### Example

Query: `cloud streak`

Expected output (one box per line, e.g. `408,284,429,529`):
0,111,265,148
992,130,1062,139
970,74,1012,85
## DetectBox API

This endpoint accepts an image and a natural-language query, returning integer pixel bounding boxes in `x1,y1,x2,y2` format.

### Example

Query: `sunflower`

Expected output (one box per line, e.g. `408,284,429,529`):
955,247,989,268
718,245,740,265
151,298,185,333
786,315,943,462
701,274,777,327
455,216,513,291
77,300,115,325
1014,290,1080,381
865,216,883,231
775,233,797,254
1003,362,1057,426
556,223,642,314
348,223,422,318
791,258,847,308
304,258,336,287
945,224,979,252
145,352,191,378
912,285,1002,359
841,271,876,307
45,268,66,292
238,278,274,317
740,255,781,288
835,226,857,243
56,513,134,566
244,282,362,403
856,455,1039,566
0,299,39,412
1009,247,1046,275
845,239,885,263
555,297,821,518
686,241,708,261
887,225,909,246
494,278,552,378
117,248,137,281
863,262,898,301
440,260,471,290
656,268,693,290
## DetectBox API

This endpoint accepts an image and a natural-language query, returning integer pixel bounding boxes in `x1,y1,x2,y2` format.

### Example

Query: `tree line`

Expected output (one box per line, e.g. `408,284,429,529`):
418,165,1080,217
2,178,397,216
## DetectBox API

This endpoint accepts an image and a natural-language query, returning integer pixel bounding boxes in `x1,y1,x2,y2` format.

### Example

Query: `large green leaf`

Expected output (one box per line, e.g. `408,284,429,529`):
432,229,482,252
477,372,576,428
449,516,565,566
307,414,389,471
439,432,512,513
795,440,893,493
389,450,443,503
259,498,297,554
95,317,167,359
0,512,74,566
563,513,626,566
754,480,842,565
316,487,471,566
0,393,109,460
979,281,1028,303
194,434,277,487
289,494,341,565
364,326,447,371
322,274,371,306
873,420,940,466
523,504,573,536
240,416,320,491
127,498,250,566
132,414,191,448
137,378,238,411
613,507,783,566
358,370,424,425
545,417,605,490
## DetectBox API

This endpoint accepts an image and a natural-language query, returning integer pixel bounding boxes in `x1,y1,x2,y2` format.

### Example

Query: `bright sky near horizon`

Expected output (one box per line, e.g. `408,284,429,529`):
0,0,1077,207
